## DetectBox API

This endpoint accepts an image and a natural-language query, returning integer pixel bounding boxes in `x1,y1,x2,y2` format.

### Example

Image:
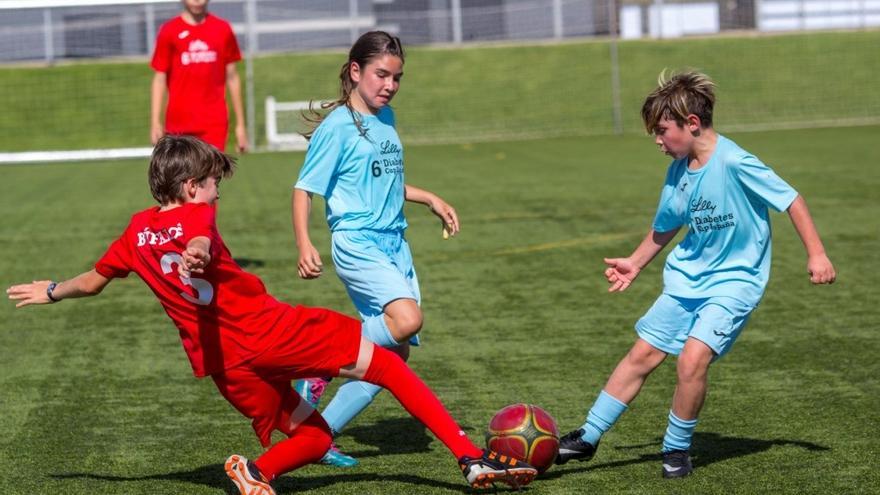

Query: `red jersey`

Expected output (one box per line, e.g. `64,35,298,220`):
95,203,297,377
151,14,241,139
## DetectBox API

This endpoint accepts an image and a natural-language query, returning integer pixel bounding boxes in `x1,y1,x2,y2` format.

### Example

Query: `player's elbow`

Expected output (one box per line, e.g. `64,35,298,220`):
786,194,805,214
80,273,110,296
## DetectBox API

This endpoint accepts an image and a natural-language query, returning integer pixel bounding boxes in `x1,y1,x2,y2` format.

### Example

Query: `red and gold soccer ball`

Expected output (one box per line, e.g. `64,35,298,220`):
485,403,560,474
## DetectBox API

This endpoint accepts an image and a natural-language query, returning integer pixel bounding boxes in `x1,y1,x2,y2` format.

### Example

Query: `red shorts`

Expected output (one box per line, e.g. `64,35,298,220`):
211,306,362,447
165,125,227,151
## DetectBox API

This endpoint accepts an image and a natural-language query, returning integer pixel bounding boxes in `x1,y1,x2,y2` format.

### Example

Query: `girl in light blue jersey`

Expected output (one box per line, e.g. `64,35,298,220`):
556,71,836,478
291,31,460,467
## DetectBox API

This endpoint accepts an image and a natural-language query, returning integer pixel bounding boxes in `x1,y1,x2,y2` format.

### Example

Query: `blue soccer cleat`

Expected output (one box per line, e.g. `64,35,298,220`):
294,376,331,409
320,443,359,467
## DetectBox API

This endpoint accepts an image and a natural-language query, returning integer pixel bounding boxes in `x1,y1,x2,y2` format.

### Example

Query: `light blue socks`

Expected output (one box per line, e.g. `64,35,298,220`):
662,411,698,452
579,390,628,446
321,314,399,432
322,380,383,432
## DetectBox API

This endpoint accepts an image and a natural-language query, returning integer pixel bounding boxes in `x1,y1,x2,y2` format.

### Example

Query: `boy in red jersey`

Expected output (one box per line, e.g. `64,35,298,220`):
7,135,535,495
150,0,248,152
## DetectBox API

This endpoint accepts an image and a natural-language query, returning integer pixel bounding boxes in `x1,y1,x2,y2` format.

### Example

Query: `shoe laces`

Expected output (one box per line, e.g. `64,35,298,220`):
664,450,689,463
561,429,588,446
485,450,520,467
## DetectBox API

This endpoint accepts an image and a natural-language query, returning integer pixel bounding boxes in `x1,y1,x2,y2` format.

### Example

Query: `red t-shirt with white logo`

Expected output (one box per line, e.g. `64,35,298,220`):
95,203,295,377
151,14,241,136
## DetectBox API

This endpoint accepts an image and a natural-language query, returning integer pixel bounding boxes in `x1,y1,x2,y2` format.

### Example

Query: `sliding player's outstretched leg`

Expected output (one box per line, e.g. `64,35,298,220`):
338,337,537,489
225,409,332,495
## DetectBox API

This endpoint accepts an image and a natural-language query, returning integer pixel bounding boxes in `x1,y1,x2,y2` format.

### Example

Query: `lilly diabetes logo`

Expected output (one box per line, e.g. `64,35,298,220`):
181,39,217,65
690,196,735,233
372,140,403,177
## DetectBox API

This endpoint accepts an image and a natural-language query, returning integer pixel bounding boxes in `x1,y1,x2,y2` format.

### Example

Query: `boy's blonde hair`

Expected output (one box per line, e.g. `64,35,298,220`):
641,70,716,133
149,135,235,204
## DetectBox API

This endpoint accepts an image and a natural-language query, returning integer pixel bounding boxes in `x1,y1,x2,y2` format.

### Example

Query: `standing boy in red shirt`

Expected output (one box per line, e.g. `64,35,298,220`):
7,136,535,495
150,0,248,152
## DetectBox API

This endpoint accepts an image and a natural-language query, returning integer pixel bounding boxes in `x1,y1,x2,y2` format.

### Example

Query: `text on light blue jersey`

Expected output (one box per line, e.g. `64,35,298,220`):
652,135,798,306
295,105,407,232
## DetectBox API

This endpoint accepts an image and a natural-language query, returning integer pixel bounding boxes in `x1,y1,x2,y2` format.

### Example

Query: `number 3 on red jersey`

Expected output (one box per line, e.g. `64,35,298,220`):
160,252,214,305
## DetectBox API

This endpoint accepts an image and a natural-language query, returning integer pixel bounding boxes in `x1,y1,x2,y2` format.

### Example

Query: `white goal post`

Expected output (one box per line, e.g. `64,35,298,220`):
265,96,328,151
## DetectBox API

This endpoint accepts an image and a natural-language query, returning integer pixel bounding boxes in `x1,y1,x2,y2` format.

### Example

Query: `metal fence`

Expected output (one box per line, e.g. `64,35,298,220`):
5,0,878,64
0,0,878,160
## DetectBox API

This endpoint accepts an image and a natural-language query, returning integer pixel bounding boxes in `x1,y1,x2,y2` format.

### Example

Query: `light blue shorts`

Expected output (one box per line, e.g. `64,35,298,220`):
331,229,421,345
635,294,755,359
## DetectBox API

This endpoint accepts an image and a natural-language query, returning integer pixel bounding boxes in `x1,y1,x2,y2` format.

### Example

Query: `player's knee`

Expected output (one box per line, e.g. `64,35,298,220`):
626,344,664,373
676,353,709,383
677,340,714,382
387,308,422,341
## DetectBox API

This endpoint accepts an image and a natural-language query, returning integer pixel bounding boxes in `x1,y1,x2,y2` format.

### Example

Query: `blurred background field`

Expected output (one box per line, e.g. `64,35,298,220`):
1,30,878,152
1,0,878,156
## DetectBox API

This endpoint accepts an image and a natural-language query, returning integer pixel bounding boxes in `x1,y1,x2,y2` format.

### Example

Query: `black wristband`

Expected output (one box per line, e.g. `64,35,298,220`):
46,281,60,303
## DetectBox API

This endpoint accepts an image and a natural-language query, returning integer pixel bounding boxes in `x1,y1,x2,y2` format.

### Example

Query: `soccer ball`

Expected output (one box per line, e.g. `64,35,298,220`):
485,403,560,474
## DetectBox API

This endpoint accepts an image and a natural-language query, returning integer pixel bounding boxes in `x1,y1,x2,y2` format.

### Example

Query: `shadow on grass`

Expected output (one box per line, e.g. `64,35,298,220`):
543,431,830,480
337,416,434,458
51,432,825,490
50,418,492,493
51,464,506,494
51,464,229,491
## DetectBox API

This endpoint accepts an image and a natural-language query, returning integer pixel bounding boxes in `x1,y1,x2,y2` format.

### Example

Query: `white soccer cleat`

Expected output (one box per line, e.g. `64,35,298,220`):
225,454,276,495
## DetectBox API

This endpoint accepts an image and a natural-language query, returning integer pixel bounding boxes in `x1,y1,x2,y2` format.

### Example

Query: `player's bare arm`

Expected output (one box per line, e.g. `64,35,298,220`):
605,228,679,292
404,184,459,237
292,188,323,279
226,63,249,153
150,71,167,145
180,236,212,277
787,195,836,284
7,270,111,308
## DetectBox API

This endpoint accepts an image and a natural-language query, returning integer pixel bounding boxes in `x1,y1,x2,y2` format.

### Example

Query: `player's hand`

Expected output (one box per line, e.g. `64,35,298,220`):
807,253,836,284
180,246,211,277
604,257,641,292
298,244,323,279
235,124,249,154
6,280,52,308
150,123,164,146
428,196,459,238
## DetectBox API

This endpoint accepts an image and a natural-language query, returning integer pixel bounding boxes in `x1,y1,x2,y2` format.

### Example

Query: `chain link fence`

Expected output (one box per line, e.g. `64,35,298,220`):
1,0,878,160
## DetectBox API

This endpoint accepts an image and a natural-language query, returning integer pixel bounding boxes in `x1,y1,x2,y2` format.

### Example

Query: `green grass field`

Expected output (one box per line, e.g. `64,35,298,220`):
1,125,878,494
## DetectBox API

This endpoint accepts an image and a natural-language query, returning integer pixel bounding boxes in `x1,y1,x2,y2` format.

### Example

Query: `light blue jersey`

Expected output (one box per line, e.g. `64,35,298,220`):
652,135,798,306
294,105,419,437
295,105,406,232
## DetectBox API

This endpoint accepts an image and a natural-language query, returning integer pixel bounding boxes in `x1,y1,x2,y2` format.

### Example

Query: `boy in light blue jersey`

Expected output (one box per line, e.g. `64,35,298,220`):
556,71,836,478
291,32,460,467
